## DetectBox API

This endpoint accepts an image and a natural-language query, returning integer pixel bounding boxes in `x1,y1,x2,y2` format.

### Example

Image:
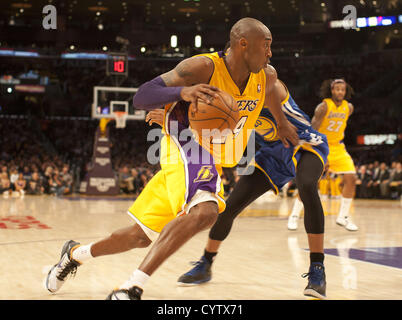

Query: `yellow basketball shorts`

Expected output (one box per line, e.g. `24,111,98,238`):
327,143,356,174
127,134,226,241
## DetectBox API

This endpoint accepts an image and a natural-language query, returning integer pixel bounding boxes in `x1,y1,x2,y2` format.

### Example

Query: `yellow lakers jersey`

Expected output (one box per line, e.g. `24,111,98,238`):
198,51,266,167
318,98,350,145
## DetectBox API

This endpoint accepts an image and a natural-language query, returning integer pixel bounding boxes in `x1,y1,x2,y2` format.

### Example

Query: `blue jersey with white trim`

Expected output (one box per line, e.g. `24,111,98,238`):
252,90,329,192
254,92,324,148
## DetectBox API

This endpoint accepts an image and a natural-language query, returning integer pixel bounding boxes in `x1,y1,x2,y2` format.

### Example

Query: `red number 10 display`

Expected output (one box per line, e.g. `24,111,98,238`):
107,54,128,76
114,60,125,73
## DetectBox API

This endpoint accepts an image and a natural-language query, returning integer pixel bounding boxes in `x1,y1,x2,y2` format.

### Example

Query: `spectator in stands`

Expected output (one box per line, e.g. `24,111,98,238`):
369,162,389,198
356,165,372,199
43,166,54,194
14,172,26,197
138,172,148,193
370,161,380,179
380,162,397,198
9,167,19,190
22,166,31,181
26,172,44,195
127,168,142,196
1,165,8,178
47,168,62,195
386,162,402,199
118,165,132,194
59,165,73,195
1,172,13,198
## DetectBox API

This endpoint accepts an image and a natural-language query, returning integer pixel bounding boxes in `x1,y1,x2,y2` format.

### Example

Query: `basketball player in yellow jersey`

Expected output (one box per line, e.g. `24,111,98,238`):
289,79,358,231
45,17,299,299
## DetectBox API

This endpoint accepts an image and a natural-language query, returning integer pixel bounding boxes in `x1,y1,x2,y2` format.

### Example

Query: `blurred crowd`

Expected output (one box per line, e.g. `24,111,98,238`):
355,161,402,200
0,162,73,198
317,161,402,200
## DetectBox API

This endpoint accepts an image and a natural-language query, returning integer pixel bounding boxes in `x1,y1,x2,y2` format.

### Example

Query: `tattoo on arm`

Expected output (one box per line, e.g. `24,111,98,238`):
160,56,212,87
175,60,194,79
160,60,194,87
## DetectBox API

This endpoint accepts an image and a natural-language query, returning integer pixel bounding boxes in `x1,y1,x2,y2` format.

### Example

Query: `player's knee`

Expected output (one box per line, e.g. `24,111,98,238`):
130,232,152,248
191,201,219,230
297,175,318,194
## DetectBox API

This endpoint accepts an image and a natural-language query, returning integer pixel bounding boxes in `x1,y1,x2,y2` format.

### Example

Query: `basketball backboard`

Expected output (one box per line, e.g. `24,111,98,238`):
92,86,145,121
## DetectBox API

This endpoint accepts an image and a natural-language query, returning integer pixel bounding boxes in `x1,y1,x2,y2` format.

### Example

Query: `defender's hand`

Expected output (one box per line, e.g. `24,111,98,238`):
146,109,165,127
277,120,299,148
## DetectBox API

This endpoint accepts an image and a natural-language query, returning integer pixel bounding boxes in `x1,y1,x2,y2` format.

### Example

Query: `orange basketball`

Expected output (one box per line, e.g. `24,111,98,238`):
188,90,239,138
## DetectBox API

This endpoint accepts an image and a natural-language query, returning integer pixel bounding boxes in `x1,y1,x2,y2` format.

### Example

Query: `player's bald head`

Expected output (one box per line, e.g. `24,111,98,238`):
230,18,271,47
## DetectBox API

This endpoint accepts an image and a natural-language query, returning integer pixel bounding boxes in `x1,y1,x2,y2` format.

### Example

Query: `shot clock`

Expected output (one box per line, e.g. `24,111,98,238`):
106,53,128,76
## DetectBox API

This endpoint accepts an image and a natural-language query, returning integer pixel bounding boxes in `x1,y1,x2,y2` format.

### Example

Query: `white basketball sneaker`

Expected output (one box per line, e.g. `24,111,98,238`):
336,216,358,231
45,240,82,293
287,215,299,231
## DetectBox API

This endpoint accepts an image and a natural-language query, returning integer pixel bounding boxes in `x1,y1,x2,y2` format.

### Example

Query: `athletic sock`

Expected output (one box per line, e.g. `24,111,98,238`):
71,243,93,263
204,249,217,265
290,197,304,218
310,252,325,265
120,269,150,291
339,197,353,218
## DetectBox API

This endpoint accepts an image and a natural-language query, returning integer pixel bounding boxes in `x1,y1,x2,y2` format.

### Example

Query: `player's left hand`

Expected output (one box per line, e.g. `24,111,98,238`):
146,109,165,127
277,119,299,148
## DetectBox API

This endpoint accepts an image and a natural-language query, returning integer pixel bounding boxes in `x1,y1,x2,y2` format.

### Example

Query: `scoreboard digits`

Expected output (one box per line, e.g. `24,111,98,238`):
106,53,128,76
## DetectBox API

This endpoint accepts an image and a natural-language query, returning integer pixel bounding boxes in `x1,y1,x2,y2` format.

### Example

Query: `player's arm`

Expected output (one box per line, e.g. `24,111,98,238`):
264,65,299,148
348,102,354,116
311,101,328,130
133,56,219,111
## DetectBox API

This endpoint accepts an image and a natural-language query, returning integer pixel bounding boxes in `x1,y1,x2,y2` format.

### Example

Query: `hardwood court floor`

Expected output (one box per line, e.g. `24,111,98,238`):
0,193,401,300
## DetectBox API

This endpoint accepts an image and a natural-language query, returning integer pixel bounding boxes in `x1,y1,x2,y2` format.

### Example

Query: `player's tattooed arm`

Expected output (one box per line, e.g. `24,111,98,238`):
160,56,214,87
311,102,328,130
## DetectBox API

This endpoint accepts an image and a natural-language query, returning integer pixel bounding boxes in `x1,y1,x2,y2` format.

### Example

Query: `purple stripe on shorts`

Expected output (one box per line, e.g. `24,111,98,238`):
177,136,219,205
166,100,220,205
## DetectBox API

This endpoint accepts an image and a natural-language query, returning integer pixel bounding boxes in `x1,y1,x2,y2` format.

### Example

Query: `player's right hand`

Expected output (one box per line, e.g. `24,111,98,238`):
180,84,220,114
277,119,299,148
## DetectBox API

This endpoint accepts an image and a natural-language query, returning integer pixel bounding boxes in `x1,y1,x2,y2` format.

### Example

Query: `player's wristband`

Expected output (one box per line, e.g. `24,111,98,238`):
132,76,183,111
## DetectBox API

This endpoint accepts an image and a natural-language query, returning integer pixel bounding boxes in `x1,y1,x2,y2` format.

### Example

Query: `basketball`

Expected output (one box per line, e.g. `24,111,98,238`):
188,90,239,138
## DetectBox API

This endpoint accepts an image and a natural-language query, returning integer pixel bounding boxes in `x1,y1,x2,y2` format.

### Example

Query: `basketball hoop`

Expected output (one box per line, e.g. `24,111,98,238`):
113,111,128,128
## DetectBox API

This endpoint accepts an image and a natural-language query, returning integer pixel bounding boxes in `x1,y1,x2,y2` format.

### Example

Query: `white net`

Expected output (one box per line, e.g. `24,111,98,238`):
113,111,128,128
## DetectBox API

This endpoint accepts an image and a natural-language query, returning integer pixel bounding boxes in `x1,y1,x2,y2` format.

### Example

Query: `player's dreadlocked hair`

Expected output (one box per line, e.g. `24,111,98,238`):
319,79,355,100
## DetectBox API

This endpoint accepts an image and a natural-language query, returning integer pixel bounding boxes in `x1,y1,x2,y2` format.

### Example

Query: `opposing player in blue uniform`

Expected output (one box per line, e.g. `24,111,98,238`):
165,79,330,299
